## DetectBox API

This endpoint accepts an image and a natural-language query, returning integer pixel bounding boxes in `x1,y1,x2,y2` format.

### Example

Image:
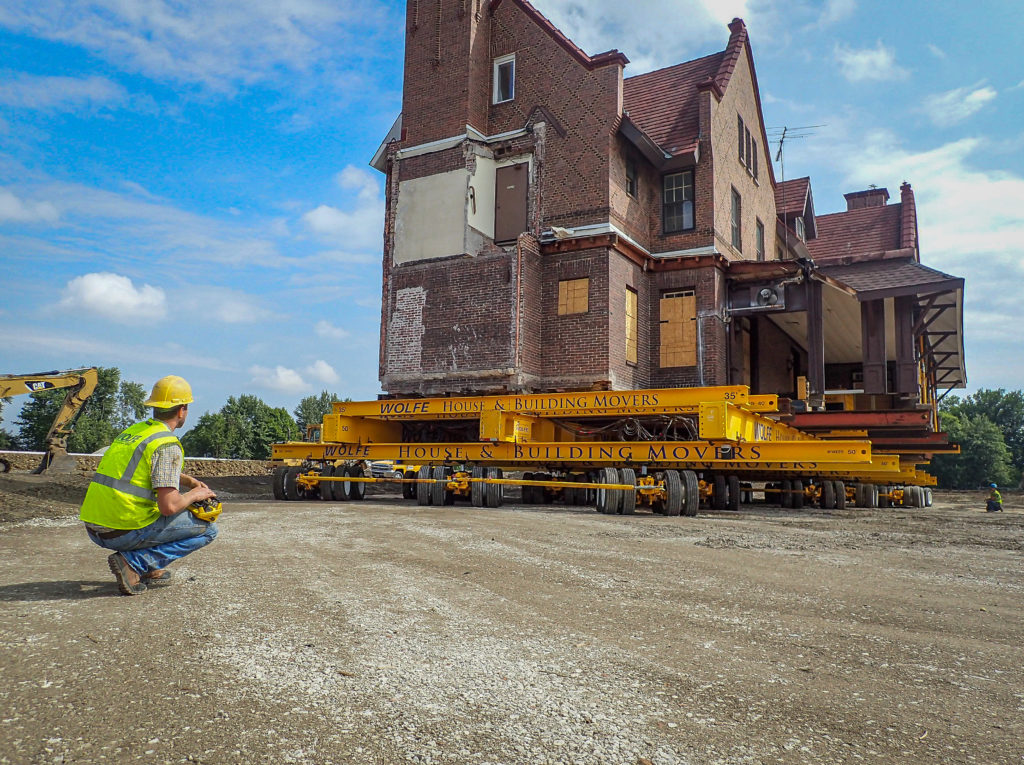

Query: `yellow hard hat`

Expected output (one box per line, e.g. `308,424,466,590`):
144,375,194,408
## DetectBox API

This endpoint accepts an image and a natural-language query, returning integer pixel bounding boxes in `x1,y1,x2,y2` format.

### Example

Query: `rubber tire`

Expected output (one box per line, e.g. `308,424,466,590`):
924,487,933,507
471,466,486,508
486,467,503,508
521,472,535,504
781,479,792,509
431,466,450,506
416,465,433,506
821,480,835,509
346,464,366,500
834,481,846,510
403,469,417,500
596,467,621,514
712,475,727,511
664,470,683,517
619,468,637,515
727,475,740,511
791,480,805,509
319,465,335,501
272,466,288,500
537,473,553,504
283,466,305,501
681,470,699,517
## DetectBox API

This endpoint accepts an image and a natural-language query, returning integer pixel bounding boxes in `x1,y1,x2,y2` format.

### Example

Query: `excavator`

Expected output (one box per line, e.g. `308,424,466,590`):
0,367,99,474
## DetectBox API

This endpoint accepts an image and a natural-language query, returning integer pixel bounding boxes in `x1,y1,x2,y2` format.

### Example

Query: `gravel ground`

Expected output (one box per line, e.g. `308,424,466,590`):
0,470,1022,764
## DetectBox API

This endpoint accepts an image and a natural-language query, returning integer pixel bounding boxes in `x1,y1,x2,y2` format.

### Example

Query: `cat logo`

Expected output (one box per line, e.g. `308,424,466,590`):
26,381,56,391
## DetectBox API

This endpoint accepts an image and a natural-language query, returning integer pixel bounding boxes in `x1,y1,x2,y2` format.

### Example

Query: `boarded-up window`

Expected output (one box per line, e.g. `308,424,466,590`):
625,288,638,364
660,290,697,368
557,278,589,315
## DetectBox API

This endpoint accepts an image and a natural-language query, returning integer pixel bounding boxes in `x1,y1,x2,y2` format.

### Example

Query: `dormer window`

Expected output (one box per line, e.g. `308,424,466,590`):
795,216,806,242
493,54,515,104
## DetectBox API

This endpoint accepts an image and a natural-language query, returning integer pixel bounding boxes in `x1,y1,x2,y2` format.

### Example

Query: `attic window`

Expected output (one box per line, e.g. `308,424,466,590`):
493,54,515,104
625,157,638,197
795,216,806,242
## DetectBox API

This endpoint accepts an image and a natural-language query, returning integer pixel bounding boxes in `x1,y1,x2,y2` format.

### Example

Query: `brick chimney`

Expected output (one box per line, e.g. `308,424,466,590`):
843,187,890,211
899,181,918,254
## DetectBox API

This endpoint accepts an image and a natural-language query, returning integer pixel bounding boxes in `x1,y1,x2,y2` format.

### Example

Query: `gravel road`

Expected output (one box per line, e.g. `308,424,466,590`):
1,472,1021,764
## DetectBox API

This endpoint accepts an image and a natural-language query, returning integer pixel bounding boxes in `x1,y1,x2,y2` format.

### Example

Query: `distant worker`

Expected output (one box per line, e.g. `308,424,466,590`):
79,375,218,595
986,483,1003,513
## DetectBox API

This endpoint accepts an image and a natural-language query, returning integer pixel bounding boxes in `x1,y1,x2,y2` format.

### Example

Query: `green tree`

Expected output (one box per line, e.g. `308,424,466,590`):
0,397,13,449
14,367,146,454
182,394,299,459
293,390,343,433
942,389,1024,483
929,411,1014,489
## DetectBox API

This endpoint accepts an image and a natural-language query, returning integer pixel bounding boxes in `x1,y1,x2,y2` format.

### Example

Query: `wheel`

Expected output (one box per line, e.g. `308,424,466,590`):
596,467,621,514
319,465,335,501
727,475,740,511
791,480,804,509
854,483,865,507
416,465,433,505
869,484,880,508
712,475,727,511
471,466,486,507
283,466,305,501
834,481,846,510
619,468,637,515
272,466,288,500
402,469,417,500
486,467,503,508
431,466,453,505
521,472,535,504
821,480,835,509
537,473,554,504
741,483,753,504
924,487,933,507
664,470,683,517
781,479,792,509
681,470,699,517
346,464,366,500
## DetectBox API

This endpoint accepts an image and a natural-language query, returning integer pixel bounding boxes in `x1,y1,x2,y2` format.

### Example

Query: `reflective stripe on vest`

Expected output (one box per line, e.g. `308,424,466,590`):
79,420,183,529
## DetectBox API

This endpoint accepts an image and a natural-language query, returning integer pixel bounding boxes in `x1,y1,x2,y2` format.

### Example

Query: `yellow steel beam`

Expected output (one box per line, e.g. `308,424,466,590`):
271,438,871,467
331,386,752,421
699,402,818,442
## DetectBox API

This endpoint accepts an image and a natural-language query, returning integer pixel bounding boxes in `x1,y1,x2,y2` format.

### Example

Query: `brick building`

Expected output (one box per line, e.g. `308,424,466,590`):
371,0,965,410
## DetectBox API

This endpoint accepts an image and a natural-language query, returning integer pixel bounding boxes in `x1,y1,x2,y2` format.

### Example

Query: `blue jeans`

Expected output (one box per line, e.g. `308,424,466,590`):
87,511,218,574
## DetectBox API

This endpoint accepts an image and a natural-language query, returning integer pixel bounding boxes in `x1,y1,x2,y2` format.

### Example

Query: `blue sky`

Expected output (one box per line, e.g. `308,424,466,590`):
1,0,1022,433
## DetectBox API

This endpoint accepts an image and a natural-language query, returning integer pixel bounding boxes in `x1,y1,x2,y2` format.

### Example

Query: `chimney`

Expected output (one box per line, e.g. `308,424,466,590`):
843,187,890,211
899,181,918,254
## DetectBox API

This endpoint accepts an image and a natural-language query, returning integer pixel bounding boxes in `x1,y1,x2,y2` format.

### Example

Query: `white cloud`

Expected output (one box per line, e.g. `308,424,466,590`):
180,287,274,324
0,73,126,111
301,164,383,252
0,0,395,91
249,364,307,394
315,320,350,339
834,41,908,82
305,359,339,385
815,0,856,27
922,84,997,126
0,188,58,223
58,272,167,321
927,43,947,59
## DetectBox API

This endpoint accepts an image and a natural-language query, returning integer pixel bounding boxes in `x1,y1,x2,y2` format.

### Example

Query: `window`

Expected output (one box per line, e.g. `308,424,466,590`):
660,289,697,368
625,157,638,198
662,171,694,233
731,187,742,251
493,54,515,103
745,129,752,173
751,138,758,180
557,278,589,315
625,289,638,364
795,216,806,242
755,218,765,261
737,115,745,164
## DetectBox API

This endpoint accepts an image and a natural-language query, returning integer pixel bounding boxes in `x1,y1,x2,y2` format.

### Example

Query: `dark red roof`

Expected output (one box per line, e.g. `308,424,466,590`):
623,52,724,154
775,177,810,217
806,205,904,261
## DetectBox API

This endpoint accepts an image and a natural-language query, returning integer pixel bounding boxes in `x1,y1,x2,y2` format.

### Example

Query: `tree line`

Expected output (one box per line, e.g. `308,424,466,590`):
1,369,1021,486
0,368,344,461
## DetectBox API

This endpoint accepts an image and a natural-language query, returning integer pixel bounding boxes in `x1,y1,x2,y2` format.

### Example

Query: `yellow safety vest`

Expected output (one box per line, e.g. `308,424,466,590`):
79,419,183,529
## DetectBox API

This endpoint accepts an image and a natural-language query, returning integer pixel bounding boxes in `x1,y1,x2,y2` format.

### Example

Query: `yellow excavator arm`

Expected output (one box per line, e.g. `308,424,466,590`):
0,367,99,473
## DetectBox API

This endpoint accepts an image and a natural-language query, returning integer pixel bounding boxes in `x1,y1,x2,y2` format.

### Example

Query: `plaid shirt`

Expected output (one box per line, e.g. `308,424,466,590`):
151,443,183,489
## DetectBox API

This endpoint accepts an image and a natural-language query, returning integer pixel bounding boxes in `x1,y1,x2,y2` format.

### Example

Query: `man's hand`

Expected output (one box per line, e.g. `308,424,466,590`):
157,485,217,516
181,473,209,491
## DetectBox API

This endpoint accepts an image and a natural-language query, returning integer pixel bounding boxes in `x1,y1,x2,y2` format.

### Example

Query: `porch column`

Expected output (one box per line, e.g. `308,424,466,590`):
894,295,918,396
805,279,825,409
860,299,887,394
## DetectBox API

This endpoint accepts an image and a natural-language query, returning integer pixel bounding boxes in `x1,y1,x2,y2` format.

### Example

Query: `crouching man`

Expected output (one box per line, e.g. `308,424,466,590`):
80,375,218,595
